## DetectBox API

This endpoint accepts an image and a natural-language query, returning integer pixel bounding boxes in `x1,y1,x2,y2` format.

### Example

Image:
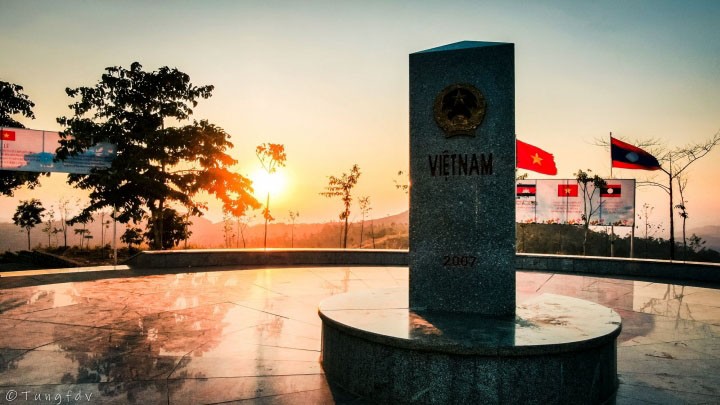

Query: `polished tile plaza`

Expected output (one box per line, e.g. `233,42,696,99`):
1,266,719,404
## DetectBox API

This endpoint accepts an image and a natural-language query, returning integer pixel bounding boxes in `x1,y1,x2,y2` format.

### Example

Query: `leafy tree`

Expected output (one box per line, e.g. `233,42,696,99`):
0,80,45,196
144,208,191,250
320,164,361,248
675,175,690,260
358,196,372,248
256,143,287,249
41,206,61,248
84,234,94,249
575,169,607,256
688,233,706,253
649,131,720,260
73,216,93,250
56,62,259,250
0,81,34,127
13,199,45,250
56,197,76,248
289,210,300,248
637,203,664,258
98,210,112,252
222,212,235,248
121,226,144,250
233,212,254,248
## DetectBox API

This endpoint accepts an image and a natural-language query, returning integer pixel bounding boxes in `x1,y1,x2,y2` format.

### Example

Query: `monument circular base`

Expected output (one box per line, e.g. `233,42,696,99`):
319,288,621,404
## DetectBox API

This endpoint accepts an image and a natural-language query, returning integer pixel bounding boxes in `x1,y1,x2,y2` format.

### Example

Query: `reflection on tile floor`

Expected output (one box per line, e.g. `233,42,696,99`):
1,267,719,404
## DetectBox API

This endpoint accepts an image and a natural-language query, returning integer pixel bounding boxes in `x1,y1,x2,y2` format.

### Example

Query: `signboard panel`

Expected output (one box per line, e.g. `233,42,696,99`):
516,179,635,226
0,127,115,174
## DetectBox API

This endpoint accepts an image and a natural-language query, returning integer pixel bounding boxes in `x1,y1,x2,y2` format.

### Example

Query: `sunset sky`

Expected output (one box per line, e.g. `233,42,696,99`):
1,1,719,235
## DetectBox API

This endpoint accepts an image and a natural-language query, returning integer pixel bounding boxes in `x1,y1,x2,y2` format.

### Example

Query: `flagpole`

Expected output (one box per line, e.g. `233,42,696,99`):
113,204,117,267
609,131,614,257
609,131,613,179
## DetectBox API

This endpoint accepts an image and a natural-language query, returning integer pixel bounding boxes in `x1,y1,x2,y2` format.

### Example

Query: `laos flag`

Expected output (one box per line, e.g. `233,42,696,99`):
611,137,661,171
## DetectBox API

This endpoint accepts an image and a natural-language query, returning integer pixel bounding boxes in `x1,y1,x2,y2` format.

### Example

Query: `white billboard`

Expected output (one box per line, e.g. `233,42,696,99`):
516,179,635,226
1,127,115,174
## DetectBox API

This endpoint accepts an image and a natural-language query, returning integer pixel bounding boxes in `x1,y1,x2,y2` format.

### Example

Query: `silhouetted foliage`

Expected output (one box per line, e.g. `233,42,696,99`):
73,216,93,250
13,199,45,250
40,206,61,248
0,80,45,196
320,164,361,248
288,210,299,248
516,223,720,262
575,169,607,255
144,208,191,250
358,196,372,248
56,62,259,250
121,226,144,250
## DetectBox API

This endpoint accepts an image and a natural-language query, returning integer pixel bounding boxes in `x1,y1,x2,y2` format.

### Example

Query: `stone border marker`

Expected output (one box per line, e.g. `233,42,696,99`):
409,41,516,316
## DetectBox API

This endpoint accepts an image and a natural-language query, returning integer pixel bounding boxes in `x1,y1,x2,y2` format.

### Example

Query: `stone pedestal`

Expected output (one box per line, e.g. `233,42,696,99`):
320,289,620,404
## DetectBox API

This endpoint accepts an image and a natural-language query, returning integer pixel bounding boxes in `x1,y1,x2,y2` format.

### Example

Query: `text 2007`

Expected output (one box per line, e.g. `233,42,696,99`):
442,255,477,267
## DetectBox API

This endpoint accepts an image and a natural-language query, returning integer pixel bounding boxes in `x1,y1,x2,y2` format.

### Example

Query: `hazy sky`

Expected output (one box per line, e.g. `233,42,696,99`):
1,0,719,233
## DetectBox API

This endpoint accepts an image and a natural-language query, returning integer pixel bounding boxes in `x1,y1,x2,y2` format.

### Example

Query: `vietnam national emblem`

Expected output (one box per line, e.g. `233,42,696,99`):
433,83,486,137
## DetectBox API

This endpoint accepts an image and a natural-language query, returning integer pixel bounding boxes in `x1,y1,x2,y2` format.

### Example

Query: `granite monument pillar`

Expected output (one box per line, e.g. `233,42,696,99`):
409,41,515,316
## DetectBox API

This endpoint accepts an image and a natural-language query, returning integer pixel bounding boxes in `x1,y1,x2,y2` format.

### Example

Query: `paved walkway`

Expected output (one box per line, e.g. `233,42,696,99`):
1,266,719,404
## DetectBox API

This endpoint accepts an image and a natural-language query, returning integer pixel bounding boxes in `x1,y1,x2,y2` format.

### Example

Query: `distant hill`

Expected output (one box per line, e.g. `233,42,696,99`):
0,210,411,252
185,210,409,249
373,210,408,226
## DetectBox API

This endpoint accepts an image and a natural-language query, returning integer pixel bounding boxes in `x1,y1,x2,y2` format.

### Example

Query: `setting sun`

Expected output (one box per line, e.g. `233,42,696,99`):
250,169,287,199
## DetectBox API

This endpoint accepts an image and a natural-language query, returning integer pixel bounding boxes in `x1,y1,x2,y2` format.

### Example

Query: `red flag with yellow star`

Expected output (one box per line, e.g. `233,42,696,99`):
516,139,557,175
1,129,16,141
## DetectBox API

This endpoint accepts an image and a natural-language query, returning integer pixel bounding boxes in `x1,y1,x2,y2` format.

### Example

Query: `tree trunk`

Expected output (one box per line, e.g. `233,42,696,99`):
682,217,687,261
668,172,675,260
157,200,165,250
239,223,246,248
151,206,162,250
158,122,166,251
343,216,349,249
27,229,31,250
582,225,589,256
100,213,105,249
359,217,365,248
343,215,349,249
263,192,270,250
371,219,376,248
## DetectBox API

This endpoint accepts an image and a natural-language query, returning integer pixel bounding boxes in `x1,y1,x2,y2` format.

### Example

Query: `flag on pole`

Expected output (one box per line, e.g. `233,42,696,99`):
516,139,557,175
611,137,661,170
